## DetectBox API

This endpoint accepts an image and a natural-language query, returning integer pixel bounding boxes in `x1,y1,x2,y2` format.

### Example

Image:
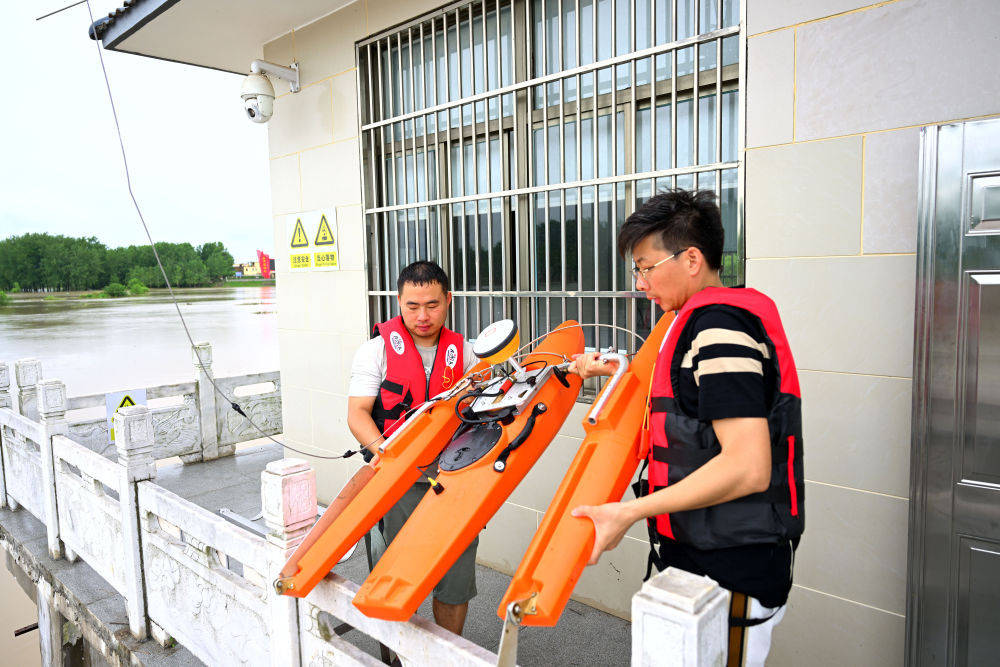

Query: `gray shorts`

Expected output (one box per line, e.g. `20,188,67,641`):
375,481,479,606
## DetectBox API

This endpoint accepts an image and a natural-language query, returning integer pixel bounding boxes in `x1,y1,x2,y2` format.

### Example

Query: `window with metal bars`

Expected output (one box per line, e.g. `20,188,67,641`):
356,0,742,378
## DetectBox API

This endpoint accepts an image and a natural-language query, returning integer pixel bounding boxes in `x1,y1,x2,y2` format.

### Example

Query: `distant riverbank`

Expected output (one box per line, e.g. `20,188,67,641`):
0,285,278,395
2,280,275,303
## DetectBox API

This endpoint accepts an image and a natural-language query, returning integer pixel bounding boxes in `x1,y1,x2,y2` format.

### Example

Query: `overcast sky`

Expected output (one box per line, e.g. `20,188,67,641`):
1,1,273,263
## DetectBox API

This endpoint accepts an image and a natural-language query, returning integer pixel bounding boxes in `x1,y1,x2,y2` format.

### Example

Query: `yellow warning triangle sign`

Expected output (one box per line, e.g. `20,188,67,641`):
117,395,136,410
315,214,335,245
290,219,309,248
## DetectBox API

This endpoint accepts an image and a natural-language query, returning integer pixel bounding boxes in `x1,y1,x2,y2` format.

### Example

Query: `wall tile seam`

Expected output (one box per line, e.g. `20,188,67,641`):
270,136,361,164
274,68,359,102
297,152,304,210
744,0,907,39
804,478,908,503
502,499,548,514
745,111,1000,151
792,583,906,619
747,252,916,261
860,135,866,253
306,388,354,399
797,368,911,381
792,27,797,142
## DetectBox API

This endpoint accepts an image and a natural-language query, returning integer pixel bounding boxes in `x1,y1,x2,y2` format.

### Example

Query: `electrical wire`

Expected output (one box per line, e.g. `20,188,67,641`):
80,0,646,463
515,323,646,357
82,1,353,461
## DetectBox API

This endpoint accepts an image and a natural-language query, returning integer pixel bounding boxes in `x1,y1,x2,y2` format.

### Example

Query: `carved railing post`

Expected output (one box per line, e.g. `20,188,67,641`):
192,342,220,462
262,459,316,667
15,358,42,421
631,567,730,667
38,380,67,560
115,405,155,641
0,362,10,510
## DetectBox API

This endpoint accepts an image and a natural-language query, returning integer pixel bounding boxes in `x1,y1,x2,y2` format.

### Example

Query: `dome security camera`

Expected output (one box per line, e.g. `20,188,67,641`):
241,72,275,123
240,60,299,123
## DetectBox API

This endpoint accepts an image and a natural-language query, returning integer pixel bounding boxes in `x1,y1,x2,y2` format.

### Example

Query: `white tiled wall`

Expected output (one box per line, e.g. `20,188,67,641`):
746,0,1000,663
264,0,1000,655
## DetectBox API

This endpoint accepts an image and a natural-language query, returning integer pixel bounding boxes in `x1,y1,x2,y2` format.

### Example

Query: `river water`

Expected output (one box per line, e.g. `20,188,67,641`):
0,286,276,663
0,286,278,396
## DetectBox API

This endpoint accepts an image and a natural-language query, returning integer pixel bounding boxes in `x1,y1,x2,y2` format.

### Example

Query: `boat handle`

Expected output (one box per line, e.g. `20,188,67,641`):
585,353,630,425
494,403,547,472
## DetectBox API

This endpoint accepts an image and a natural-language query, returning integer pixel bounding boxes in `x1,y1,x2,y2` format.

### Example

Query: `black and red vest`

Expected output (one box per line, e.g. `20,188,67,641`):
370,316,465,438
648,287,804,550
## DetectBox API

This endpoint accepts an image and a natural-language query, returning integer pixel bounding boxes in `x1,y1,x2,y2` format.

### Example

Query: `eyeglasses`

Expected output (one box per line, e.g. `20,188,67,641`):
631,249,684,281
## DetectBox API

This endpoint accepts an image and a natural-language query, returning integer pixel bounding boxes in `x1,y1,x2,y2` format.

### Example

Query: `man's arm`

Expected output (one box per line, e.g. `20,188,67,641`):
572,416,771,564
347,395,384,457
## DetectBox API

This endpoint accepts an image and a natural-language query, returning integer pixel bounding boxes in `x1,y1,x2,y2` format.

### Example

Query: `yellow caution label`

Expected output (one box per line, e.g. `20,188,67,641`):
315,214,336,245
315,251,338,268
290,219,310,248
290,253,312,269
110,395,136,441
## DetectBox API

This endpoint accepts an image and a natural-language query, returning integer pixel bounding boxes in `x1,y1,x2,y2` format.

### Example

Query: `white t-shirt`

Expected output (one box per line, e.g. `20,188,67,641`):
348,335,478,397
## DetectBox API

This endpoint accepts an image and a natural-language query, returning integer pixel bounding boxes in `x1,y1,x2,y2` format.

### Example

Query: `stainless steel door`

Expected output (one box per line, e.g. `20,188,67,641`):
908,118,1000,665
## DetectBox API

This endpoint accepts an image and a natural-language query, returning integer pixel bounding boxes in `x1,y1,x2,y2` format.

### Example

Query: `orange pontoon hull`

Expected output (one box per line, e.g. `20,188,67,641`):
352,322,585,620
278,361,488,598
497,312,674,625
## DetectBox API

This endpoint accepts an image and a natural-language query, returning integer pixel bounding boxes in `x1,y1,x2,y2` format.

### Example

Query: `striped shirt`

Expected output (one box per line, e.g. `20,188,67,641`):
672,304,777,422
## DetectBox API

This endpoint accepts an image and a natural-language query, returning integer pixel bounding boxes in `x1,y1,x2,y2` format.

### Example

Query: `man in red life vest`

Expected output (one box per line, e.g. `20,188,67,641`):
570,190,804,666
347,261,478,635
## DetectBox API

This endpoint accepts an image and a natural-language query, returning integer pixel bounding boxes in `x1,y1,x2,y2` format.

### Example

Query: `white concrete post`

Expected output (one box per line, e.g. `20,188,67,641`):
115,404,155,641
261,458,317,667
0,362,11,410
36,578,62,667
0,362,10,510
15,358,42,421
38,380,67,560
192,342,220,462
631,567,730,667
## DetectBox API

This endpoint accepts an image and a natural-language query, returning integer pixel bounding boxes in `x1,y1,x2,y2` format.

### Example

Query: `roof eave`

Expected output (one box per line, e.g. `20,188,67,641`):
101,0,182,51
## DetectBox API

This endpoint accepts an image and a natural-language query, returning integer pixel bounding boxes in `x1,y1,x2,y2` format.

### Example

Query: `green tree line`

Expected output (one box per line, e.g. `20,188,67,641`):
0,234,235,292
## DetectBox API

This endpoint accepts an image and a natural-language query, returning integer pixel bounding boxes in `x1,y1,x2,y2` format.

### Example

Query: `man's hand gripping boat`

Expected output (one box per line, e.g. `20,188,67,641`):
497,312,674,625
275,320,584,603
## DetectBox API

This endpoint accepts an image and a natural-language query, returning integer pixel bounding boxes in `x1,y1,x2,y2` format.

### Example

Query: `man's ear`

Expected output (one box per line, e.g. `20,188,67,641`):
685,247,705,277
445,291,453,308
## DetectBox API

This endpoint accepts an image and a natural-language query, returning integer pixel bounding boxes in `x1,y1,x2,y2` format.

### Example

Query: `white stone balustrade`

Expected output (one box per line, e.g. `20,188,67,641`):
262,458,317,667
15,358,42,421
192,341,220,461
0,362,10,509
115,404,156,640
38,379,68,560
631,567,729,667
0,354,730,666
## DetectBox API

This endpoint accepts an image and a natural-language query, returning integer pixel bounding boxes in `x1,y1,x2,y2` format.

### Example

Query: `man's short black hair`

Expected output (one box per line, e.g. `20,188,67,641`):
617,189,724,270
397,260,451,294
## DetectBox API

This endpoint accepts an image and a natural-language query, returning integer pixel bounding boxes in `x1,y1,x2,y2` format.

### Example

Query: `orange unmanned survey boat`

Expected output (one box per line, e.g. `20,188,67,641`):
497,311,674,626
352,320,584,620
276,319,583,603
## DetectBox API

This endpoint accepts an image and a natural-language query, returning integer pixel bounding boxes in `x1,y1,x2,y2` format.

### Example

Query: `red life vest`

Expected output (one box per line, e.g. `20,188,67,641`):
370,316,465,438
648,287,804,550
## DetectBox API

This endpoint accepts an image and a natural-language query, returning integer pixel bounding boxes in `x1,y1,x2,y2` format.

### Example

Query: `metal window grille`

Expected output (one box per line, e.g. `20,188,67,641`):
356,0,743,377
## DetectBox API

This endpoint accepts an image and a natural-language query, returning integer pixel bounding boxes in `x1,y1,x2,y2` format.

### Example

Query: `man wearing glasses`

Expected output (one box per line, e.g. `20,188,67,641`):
569,189,804,666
